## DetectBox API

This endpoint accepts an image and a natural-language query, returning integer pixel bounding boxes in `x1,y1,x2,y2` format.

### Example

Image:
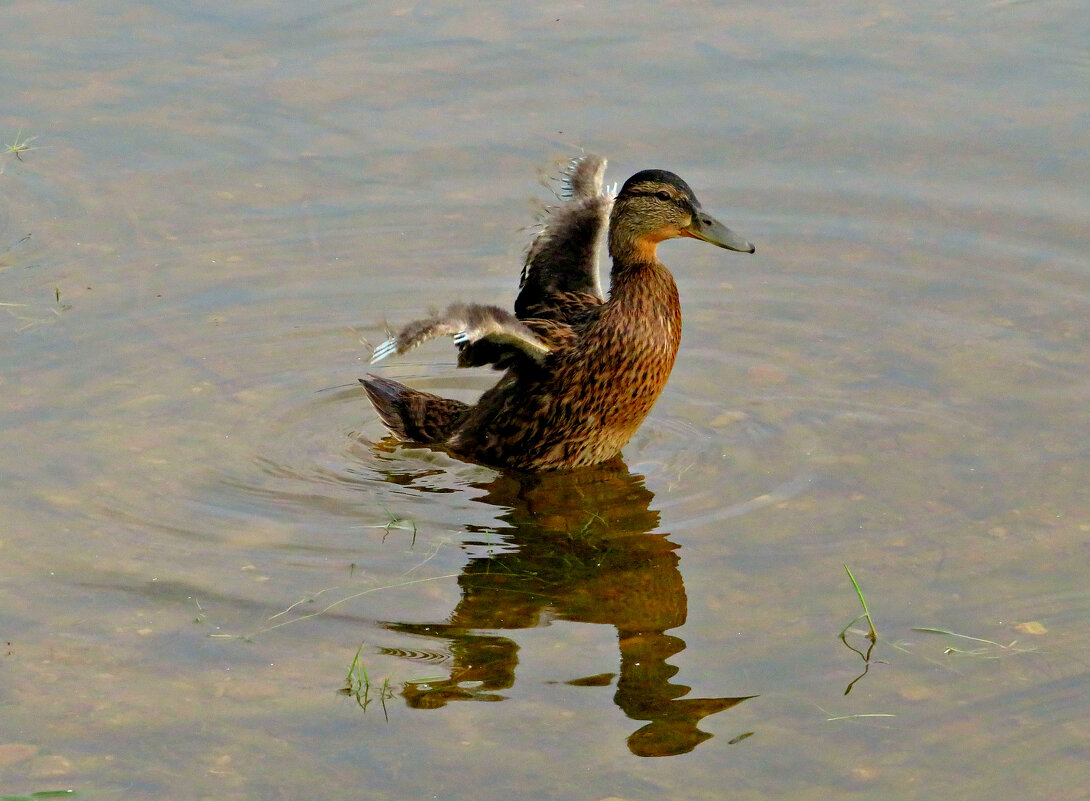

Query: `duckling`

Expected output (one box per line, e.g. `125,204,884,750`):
362,155,754,470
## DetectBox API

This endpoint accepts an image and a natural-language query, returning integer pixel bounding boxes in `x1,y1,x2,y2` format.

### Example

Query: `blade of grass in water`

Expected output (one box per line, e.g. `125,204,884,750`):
843,564,877,641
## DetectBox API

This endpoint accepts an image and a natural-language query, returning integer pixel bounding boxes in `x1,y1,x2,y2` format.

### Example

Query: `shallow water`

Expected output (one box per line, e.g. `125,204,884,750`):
2,1,1088,799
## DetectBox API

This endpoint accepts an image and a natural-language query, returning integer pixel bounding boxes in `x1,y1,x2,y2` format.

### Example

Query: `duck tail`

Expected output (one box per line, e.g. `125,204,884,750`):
360,374,470,444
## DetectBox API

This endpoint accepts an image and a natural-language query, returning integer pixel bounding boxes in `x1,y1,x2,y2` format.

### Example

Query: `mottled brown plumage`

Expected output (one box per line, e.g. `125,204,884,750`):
361,156,754,470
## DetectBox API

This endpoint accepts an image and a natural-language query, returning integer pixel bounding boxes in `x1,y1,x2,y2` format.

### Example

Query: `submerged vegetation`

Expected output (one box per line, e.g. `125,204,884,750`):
2,136,66,331
838,565,882,695
342,645,395,719
840,564,878,643
834,563,1042,701
910,626,1039,658
1,130,38,175
357,508,419,545
1,234,71,332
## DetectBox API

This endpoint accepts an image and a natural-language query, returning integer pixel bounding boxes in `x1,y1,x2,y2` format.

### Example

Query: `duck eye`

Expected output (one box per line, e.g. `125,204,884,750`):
655,190,672,202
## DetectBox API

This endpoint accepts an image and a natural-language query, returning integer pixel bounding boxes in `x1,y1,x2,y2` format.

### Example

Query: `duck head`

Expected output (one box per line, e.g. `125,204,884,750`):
608,169,754,262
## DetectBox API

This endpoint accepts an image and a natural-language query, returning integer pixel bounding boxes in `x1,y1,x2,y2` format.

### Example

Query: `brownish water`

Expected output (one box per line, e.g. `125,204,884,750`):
2,1,1088,799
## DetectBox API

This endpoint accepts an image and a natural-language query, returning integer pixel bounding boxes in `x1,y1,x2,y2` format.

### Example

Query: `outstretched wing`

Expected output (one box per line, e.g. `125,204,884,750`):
514,154,613,323
370,303,571,370
457,315,578,370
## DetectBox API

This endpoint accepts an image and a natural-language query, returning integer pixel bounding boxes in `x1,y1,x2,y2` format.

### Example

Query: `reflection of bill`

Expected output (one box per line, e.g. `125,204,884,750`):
373,458,756,757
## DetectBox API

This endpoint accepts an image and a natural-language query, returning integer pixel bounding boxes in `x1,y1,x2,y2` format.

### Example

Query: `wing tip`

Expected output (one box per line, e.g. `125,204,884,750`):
565,154,607,200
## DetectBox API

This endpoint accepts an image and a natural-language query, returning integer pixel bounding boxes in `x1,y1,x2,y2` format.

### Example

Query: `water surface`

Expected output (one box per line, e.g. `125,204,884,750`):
1,1,1088,799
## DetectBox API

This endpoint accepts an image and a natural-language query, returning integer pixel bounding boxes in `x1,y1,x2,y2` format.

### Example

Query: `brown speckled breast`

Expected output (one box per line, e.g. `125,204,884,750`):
449,261,682,470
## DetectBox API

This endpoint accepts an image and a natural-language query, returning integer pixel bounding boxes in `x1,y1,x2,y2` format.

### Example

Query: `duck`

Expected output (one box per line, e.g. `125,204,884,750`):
361,155,755,471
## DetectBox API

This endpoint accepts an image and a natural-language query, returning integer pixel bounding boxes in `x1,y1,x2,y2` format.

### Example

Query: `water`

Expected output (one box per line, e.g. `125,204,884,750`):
2,1,1088,798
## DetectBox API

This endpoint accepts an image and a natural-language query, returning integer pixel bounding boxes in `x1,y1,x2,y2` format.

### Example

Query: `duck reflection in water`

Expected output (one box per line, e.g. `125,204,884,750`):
370,457,755,757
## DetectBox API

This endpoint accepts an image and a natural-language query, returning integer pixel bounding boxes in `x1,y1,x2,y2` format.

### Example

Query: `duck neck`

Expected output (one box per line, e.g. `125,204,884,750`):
605,247,682,361
607,223,681,338
608,237,673,301
608,226,663,269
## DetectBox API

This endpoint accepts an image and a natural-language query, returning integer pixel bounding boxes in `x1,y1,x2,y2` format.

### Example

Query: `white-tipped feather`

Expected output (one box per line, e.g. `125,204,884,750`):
370,304,553,366
463,318,551,363
370,337,399,364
